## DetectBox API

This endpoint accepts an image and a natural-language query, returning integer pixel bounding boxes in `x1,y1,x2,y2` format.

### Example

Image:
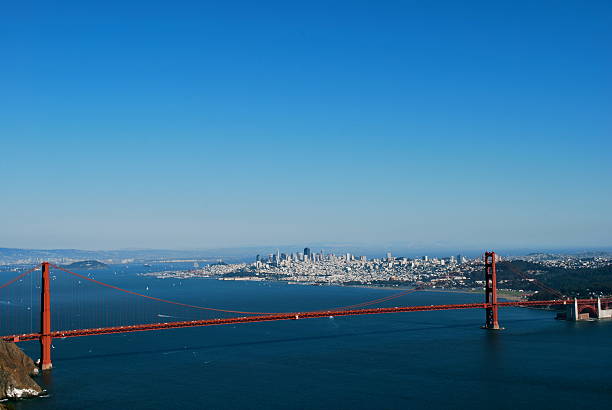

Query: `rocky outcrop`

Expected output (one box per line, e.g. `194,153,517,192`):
0,341,42,400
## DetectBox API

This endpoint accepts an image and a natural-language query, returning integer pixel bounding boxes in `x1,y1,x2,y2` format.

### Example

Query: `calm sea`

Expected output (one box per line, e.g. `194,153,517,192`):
3,263,611,409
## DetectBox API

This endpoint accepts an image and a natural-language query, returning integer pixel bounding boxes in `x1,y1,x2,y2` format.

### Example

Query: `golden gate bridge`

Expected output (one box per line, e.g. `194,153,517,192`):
1,252,609,371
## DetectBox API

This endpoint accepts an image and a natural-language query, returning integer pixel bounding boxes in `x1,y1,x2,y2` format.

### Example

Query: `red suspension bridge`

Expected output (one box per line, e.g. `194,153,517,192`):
0,252,609,371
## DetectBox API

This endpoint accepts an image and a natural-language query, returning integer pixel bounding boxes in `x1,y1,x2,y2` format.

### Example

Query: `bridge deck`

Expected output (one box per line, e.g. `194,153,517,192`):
2,298,583,343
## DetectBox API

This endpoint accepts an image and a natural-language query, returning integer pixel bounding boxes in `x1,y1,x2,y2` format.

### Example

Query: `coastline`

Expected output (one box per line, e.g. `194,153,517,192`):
145,271,528,302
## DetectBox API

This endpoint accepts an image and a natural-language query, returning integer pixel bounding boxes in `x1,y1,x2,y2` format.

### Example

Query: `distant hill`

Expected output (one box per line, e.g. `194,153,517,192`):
62,260,109,270
0,247,252,265
492,260,612,299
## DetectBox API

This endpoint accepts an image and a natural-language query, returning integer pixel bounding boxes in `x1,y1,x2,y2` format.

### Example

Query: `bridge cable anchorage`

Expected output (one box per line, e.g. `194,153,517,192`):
49,265,419,316
0,265,40,289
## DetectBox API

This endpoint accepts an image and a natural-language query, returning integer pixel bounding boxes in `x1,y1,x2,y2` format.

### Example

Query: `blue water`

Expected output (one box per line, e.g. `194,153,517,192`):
3,264,612,409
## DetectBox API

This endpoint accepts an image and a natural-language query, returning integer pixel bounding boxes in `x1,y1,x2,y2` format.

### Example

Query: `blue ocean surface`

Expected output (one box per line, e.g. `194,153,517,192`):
2,263,611,409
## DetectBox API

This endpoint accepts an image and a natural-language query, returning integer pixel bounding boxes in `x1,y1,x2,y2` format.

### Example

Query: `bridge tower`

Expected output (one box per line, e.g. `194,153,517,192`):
40,262,52,370
483,252,501,330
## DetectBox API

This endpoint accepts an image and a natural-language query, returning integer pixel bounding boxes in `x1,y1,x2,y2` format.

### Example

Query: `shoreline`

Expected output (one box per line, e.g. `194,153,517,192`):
146,272,528,302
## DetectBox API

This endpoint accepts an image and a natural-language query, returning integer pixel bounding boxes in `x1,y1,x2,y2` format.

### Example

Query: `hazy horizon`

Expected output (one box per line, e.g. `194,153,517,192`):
2,243,612,259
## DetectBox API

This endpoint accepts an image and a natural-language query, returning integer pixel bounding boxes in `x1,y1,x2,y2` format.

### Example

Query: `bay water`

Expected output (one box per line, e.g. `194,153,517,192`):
3,263,611,409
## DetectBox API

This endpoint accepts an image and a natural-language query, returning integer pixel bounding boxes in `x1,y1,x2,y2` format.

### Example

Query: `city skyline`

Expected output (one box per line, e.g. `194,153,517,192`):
1,3,611,409
2,242,611,267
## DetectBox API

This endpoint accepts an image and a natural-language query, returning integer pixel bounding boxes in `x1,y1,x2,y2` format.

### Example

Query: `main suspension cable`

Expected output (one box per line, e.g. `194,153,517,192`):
0,265,40,290
333,288,419,310
51,264,279,315
504,264,564,298
51,264,418,315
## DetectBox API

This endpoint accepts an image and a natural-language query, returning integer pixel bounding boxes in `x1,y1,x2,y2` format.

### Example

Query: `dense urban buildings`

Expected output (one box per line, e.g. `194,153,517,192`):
143,248,612,298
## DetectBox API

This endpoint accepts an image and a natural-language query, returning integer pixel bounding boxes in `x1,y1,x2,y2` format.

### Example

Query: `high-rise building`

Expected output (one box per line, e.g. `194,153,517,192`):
304,248,311,257
386,251,392,260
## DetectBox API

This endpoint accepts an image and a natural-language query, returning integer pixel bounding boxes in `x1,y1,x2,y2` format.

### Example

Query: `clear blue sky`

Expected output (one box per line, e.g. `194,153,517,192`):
1,1,611,251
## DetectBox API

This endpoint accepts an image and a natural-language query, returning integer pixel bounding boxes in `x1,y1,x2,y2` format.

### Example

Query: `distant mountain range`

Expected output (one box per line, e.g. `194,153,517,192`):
0,245,480,265
0,247,240,265
0,246,327,265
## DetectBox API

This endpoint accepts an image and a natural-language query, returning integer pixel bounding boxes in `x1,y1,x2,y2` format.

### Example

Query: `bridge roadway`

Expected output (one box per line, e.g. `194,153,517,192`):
5,298,605,343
